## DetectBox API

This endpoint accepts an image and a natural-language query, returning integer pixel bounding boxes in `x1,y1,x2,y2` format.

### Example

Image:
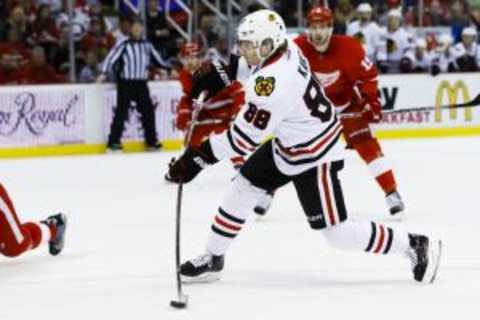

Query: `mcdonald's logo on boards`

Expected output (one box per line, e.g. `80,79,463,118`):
435,80,472,122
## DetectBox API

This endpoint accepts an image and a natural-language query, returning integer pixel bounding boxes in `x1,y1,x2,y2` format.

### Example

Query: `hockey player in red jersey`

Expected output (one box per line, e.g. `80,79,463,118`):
175,42,246,170
0,183,67,258
294,6,404,217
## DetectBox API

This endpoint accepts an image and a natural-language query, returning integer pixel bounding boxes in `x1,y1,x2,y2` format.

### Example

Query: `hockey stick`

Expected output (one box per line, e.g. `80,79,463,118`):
170,91,207,310
339,93,480,119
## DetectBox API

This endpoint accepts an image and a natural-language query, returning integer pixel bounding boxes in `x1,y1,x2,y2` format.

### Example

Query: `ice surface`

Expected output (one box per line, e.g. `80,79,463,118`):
1,137,479,320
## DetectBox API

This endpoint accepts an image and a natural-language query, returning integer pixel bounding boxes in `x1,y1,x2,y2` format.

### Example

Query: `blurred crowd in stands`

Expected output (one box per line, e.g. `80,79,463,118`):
0,0,479,85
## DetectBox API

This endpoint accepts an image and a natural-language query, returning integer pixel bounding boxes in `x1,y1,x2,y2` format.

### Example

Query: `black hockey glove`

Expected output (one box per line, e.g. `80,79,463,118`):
430,64,441,77
165,140,218,183
191,59,233,100
377,60,389,74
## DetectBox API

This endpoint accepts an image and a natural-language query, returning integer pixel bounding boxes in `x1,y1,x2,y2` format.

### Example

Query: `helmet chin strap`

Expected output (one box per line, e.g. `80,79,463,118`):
255,40,277,66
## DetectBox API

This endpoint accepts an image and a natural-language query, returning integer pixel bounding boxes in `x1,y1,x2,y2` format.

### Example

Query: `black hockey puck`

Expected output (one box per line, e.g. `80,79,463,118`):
170,299,187,309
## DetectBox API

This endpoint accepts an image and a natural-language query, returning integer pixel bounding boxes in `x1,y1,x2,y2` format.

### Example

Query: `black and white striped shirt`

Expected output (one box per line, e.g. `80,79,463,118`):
101,38,169,80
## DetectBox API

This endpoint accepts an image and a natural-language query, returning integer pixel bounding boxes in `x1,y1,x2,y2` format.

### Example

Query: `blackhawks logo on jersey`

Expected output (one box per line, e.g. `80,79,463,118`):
354,32,366,45
254,76,276,96
387,38,398,54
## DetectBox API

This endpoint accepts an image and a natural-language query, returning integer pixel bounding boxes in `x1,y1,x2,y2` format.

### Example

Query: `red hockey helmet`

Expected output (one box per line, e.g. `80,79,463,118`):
306,6,334,52
307,6,333,26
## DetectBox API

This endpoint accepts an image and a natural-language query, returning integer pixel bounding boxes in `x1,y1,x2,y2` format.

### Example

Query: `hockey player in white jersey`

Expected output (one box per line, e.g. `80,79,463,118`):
431,34,457,75
382,9,414,73
346,3,385,64
401,38,434,73
451,27,480,72
166,10,442,284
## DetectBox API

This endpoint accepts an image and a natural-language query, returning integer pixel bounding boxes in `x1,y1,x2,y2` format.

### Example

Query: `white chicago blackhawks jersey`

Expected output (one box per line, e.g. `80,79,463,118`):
385,27,414,63
431,47,456,72
346,20,385,63
209,40,344,176
451,42,480,66
403,49,433,71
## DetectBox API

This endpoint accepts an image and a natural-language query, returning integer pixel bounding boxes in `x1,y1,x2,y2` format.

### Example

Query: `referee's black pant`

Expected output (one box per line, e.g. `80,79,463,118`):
108,79,158,147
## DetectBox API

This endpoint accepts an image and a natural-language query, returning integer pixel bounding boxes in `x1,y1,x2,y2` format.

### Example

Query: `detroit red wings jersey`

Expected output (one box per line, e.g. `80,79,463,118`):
294,34,379,112
176,68,245,131
209,40,344,175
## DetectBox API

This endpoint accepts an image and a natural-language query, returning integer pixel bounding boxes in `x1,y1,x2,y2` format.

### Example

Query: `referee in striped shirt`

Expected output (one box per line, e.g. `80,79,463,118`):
97,18,169,152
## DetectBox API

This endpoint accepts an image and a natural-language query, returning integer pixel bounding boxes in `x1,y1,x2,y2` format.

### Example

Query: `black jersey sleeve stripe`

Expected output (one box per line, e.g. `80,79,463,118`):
289,118,338,149
227,129,247,156
365,222,377,252
274,130,342,165
233,124,259,148
383,228,394,254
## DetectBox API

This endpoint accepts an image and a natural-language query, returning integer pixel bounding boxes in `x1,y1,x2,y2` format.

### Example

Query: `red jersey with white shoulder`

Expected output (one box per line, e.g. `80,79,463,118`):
294,34,379,113
210,40,344,176
176,67,245,132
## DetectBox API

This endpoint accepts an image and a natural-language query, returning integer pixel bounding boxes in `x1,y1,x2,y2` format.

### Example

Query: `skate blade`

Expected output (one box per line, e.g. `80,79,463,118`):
425,239,442,284
181,272,221,284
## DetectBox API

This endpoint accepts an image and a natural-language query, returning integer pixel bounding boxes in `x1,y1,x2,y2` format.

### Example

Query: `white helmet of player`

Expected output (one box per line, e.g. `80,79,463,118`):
436,34,453,53
357,3,373,24
387,8,402,31
237,9,287,66
461,27,478,47
415,38,427,49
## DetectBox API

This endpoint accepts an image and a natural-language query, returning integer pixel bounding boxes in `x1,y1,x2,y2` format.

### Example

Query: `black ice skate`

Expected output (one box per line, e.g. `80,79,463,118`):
406,234,442,283
41,213,67,256
106,143,123,154
254,190,275,216
146,142,162,152
386,191,405,217
180,253,224,283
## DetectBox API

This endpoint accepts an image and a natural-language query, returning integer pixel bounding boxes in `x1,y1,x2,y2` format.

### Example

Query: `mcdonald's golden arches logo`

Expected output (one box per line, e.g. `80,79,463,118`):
435,80,472,122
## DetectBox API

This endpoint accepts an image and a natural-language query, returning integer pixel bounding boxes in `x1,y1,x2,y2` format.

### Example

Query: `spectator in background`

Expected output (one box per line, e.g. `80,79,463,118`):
2,5,32,44
89,2,113,32
31,4,60,62
334,0,355,34
424,0,449,26
0,53,23,85
452,26,480,71
470,4,480,32
146,0,178,60
146,0,167,45
347,3,385,64
19,46,66,84
78,50,100,82
38,0,63,13
81,17,115,61
0,28,31,69
450,1,471,42
112,13,131,43
50,21,73,75
56,1,90,41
